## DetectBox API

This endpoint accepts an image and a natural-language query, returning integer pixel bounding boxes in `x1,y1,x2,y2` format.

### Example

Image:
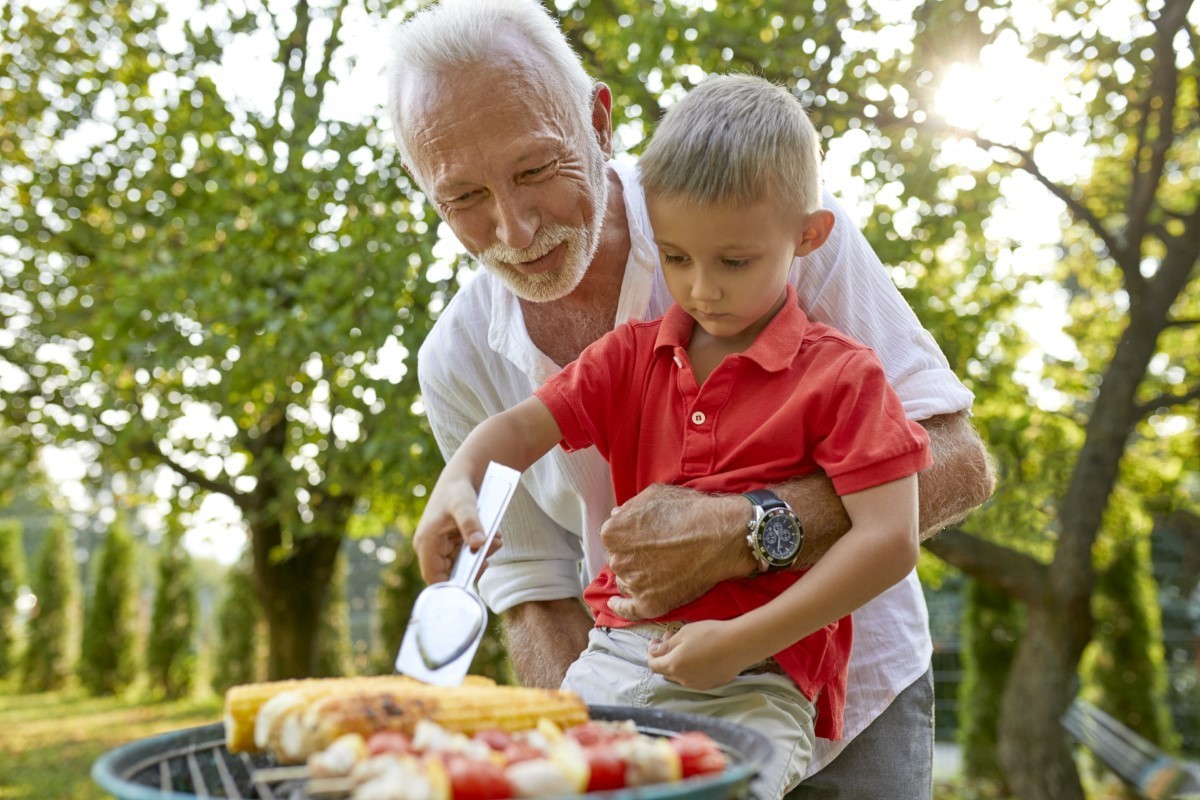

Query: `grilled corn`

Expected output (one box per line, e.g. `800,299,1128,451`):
224,675,497,753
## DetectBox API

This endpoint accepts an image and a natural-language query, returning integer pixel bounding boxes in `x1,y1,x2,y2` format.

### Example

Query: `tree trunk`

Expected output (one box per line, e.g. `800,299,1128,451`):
254,526,343,679
998,602,1089,800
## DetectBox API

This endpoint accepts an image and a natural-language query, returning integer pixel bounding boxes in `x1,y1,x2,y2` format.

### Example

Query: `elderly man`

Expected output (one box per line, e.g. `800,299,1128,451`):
391,0,994,797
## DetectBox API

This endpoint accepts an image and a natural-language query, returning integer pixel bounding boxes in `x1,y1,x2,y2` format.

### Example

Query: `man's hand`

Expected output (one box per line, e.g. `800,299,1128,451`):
411,474,501,585
601,485,752,621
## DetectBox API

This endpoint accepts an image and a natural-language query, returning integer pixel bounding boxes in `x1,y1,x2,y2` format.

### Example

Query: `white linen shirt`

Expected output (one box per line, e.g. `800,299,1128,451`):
416,159,974,774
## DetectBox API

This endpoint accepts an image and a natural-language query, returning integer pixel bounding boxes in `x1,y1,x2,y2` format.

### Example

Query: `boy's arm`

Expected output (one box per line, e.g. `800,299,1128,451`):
646,474,921,688
413,396,563,585
604,410,993,618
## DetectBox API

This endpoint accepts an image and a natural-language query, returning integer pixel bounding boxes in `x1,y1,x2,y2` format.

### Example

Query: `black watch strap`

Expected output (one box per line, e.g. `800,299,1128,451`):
744,489,788,511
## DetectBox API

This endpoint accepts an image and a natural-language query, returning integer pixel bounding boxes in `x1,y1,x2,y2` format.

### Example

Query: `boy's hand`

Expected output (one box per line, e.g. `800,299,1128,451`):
645,621,749,690
412,475,500,584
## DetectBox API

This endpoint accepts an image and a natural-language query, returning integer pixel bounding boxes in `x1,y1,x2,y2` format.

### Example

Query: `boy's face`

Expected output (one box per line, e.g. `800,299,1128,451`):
647,195,812,346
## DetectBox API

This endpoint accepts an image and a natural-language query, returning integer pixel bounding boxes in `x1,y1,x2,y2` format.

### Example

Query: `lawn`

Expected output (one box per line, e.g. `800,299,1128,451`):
0,686,222,800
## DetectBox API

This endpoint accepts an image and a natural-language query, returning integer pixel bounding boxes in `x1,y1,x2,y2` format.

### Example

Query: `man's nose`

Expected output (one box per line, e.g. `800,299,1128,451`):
493,187,539,251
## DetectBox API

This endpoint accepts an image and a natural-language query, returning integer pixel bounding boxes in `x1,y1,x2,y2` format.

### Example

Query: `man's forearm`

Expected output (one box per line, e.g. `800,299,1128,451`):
500,598,593,688
774,411,994,566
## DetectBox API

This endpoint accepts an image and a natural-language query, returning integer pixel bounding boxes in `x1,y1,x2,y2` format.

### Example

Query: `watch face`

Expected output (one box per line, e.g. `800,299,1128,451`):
761,510,801,562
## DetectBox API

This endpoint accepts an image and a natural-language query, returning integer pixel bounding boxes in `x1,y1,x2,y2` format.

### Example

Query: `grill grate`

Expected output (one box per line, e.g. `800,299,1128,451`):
102,724,299,799
95,708,771,800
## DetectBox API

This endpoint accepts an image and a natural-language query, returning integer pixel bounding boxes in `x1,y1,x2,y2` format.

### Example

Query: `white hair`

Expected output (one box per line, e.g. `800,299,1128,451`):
639,74,824,215
387,0,595,164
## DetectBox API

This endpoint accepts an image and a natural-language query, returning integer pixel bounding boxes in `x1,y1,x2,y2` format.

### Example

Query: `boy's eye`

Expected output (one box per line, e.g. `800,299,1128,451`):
661,252,690,265
722,257,750,268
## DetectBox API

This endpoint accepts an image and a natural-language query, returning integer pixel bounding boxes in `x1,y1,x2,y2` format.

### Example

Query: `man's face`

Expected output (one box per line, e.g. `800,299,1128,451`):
402,53,609,303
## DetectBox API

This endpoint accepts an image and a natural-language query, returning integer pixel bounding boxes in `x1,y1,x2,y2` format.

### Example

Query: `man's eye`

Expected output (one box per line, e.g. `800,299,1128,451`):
522,161,556,179
444,190,481,206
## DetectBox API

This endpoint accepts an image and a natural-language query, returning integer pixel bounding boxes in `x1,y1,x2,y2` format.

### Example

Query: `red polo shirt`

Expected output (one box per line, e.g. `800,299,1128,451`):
534,285,931,739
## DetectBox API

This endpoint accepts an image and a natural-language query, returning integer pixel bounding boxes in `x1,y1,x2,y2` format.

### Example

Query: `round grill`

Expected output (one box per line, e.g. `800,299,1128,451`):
92,705,772,800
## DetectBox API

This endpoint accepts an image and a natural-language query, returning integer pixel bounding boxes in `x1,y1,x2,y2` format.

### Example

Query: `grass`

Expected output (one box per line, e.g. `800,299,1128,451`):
0,684,222,800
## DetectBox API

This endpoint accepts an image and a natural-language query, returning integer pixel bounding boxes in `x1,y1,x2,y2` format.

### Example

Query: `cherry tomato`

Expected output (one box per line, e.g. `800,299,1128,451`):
583,746,627,791
443,754,514,800
669,732,728,777
366,730,412,757
473,729,514,751
501,741,546,766
566,722,638,748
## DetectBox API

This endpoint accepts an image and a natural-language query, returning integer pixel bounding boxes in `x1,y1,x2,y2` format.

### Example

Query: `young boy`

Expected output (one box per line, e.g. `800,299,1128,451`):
413,74,931,799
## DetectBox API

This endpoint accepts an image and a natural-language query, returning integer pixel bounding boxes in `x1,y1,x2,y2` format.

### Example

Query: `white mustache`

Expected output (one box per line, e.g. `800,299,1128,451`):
481,225,573,266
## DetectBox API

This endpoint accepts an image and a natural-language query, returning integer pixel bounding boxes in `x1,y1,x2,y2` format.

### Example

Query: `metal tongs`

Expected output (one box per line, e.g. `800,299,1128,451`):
394,461,520,686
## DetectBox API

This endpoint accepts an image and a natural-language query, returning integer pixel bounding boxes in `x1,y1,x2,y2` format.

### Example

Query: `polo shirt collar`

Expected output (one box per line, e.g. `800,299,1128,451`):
654,284,809,372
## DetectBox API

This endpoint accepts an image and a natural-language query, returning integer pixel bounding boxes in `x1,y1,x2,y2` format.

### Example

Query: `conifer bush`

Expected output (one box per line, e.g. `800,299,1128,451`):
0,519,25,679
21,523,80,691
147,528,197,698
211,556,261,693
80,520,138,695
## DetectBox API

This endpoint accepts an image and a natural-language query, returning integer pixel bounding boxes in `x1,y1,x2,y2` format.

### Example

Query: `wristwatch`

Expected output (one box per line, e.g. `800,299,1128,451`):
744,489,804,573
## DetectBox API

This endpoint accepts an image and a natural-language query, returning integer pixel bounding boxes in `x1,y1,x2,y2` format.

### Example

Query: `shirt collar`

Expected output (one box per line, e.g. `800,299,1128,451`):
654,284,810,372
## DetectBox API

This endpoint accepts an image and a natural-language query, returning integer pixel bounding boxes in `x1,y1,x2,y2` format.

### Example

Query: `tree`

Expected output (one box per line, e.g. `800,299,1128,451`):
21,522,79,691
147,525,197,698
0,519,25,679
0,0,448,678
211,555,262,693
80,518,139,694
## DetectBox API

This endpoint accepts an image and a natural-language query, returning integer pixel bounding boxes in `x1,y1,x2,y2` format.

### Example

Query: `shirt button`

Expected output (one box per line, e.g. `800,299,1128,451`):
691,411,706,425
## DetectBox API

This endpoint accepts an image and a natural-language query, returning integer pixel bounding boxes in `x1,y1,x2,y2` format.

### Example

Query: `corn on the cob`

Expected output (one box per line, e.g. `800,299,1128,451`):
224,675,498,753
290,683,589,761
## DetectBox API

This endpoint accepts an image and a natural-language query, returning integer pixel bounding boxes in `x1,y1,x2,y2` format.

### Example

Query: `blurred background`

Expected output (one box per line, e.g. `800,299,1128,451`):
0,0,1196,798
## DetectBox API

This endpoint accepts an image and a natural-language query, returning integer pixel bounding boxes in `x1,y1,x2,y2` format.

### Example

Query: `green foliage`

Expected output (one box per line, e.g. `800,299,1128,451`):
958,579,1022,787
0,518,25,678
0,0,449,677
146,526,197,699
316,549,352,678
1083,539,1178,752
79,519,139,695
21,522,80,691
210,556,262,693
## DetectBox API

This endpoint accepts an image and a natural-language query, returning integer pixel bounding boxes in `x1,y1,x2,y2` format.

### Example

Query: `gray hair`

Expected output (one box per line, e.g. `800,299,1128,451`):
387,0,594,164
639,74,823,215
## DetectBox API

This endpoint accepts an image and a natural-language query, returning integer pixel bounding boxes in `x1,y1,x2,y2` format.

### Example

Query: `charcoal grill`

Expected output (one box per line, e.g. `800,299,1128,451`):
93,705,772,800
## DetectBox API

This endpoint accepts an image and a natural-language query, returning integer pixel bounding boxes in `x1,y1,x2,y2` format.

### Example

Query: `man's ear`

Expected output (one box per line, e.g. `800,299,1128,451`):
591,83,614,157
795,209,835,256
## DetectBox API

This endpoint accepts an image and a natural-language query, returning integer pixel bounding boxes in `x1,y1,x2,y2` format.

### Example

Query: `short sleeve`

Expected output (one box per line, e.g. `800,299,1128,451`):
813,348,933,495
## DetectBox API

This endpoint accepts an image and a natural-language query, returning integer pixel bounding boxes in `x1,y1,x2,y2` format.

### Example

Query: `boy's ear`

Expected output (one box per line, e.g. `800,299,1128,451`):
795,209,835,256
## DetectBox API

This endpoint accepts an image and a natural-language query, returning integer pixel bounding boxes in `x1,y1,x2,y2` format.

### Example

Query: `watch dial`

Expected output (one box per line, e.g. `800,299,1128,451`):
763,514,800,560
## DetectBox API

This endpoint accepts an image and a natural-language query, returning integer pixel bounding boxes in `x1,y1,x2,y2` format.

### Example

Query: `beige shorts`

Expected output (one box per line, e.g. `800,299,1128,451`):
561,624,817,800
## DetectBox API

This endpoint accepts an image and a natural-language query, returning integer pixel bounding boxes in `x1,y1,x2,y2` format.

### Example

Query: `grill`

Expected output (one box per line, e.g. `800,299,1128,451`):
93,706,773,800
